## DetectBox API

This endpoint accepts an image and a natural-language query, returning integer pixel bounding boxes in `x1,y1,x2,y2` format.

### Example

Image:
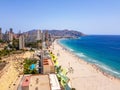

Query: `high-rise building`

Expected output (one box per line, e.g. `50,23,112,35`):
36,30,42,41
44,31,49,48
0,28,2,40
3,30,9,41
7,28,14,41
41,31,45,42
8,31,13,41
19,35,25,49
45,30,49,41
10,28,13,33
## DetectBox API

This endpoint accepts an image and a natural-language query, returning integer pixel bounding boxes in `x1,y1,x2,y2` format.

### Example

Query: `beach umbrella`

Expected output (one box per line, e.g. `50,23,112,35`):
58,74,69,87
55,61,59,66
61,68,67,76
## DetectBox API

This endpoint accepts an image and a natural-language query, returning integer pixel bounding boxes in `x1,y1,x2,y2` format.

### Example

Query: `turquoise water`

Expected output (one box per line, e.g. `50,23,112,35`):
59,35,120,78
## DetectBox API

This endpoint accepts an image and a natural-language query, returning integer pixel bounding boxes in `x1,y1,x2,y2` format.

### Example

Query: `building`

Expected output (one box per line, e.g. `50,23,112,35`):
49,74,61,90
36,30,42,41
3,30,9,41
0,28,2,40
2,28,14,42
22,76,30,90
18,74,61,90
8,28,14,41
45,30,49,41
19,35,25,49
43,59,55,74
10,28,13,33
8,31,13,41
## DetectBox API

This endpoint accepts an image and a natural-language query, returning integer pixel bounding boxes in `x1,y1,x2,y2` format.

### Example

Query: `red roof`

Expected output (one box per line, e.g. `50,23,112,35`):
43,59,53,66
22,76,31,87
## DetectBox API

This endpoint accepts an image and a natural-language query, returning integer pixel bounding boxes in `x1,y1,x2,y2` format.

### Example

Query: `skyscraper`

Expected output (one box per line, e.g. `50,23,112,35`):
0,28,2,40
36,30,42,41
45,30,49,48
45,30,49,41
8,31,13,41
7,28,14,41
19,35,25,49
10,28,13,33
3,30,9,41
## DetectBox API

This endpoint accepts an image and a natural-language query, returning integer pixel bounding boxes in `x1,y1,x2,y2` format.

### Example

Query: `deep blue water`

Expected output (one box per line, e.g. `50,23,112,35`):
59,35,120,78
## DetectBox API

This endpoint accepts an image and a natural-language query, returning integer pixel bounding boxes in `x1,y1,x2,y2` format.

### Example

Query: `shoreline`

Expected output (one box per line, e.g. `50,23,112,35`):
50,39,120,90
57,39,120,80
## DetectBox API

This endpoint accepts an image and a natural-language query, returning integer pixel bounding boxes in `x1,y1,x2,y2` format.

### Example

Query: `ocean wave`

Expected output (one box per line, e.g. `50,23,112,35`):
76,53,86,58
86,58,120,78
87,58,97,63
75,52,120,77
82,57,120,77
96,64,120,76
64,47,74,52
69,48,74,51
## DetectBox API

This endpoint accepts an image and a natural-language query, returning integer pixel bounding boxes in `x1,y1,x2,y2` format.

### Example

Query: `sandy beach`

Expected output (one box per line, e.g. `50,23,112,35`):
50,40,120,90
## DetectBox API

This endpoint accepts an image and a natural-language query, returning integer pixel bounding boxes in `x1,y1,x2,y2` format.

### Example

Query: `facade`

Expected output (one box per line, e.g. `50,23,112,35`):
3,30,9,41
8,31,13,41
43,59,55,74
45,30,49,41
36,30,42,41
19,35,25,49
2,28,14,41
8,28,14,41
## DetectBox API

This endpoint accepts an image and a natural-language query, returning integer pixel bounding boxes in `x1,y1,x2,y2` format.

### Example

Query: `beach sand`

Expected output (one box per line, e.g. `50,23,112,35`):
50,40,120,90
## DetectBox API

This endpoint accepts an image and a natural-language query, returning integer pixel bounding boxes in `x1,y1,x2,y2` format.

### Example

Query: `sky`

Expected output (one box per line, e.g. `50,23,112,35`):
0,0,120,35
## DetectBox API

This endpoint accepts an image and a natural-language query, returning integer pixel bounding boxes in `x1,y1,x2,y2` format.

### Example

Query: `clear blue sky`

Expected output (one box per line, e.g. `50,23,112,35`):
0,0,120,34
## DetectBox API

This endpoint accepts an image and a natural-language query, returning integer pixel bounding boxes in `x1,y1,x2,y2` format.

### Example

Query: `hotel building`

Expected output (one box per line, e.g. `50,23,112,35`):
19,35,25,49
36,30,42,41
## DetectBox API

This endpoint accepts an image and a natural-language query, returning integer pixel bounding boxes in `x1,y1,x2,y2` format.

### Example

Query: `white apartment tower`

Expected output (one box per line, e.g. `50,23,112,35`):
36,30,41,41
8,31,13,41
8,28,14,41
19,35,25,49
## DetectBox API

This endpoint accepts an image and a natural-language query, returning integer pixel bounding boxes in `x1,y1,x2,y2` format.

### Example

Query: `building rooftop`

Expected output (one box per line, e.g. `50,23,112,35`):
29,74,51,90
18,74,61,90
49,74,61,90
43,59,54,66
22,76,31,87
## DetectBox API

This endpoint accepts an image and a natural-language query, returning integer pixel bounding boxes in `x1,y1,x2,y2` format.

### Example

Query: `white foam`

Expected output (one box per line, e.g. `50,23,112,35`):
69,48,74,51
88,58,97,63
96,64,120,75
65,47,74,52
76,53,86,58
83,57,120,76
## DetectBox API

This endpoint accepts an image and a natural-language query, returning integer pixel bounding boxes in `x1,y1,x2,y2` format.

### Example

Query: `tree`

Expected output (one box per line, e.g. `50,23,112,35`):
23,58,38,74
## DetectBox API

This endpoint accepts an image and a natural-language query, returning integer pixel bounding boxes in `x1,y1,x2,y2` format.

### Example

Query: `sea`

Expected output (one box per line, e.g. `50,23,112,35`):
59,35,120,78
